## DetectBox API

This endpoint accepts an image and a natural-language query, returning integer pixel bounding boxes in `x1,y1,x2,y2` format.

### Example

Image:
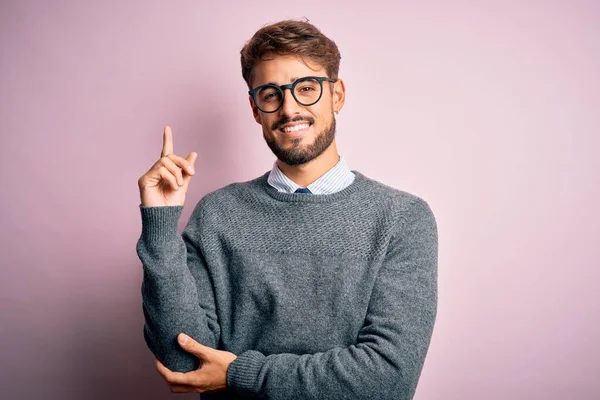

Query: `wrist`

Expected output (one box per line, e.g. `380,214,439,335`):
139,205,184,242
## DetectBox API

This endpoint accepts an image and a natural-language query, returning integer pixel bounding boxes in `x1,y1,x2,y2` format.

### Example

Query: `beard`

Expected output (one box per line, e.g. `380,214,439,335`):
263,116,336,166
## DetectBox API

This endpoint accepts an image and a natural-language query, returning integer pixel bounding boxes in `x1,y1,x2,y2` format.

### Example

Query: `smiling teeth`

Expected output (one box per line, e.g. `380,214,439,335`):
282,124,309,133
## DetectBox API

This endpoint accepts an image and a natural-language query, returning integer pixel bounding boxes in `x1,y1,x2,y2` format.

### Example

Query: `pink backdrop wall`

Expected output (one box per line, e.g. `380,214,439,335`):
1,1,598,399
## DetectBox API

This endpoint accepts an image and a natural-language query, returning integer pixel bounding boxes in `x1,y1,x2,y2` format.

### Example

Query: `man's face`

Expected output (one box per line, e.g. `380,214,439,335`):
248,55,345,166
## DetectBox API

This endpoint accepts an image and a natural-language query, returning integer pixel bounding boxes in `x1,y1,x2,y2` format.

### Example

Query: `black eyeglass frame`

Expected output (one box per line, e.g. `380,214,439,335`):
248,76,338,113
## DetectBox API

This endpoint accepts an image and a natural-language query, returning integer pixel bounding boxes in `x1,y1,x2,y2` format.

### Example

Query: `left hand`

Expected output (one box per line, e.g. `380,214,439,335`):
155,333,238,393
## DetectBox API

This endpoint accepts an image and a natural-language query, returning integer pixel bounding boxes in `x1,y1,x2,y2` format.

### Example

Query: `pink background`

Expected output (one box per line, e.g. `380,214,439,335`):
1,1,598,399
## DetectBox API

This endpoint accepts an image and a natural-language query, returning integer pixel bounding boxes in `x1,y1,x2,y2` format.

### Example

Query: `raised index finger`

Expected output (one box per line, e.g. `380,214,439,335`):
161,126,174,157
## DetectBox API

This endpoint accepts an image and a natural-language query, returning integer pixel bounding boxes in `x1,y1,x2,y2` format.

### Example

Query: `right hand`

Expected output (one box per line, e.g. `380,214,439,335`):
138,126,198,207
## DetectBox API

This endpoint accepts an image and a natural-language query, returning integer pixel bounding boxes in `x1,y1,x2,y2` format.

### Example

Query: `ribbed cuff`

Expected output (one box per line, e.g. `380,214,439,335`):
226,350,266,395
139,204,184,242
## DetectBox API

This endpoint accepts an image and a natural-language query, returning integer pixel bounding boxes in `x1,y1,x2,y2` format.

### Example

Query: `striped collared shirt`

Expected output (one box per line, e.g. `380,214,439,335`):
267,154,355,194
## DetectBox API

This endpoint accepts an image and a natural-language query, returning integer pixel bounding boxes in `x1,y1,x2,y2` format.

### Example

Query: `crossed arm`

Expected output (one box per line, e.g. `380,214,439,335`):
137,203,221,372
137,197,438,399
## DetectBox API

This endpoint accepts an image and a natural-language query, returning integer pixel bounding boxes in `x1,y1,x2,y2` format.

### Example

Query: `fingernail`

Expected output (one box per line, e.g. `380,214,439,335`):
179,334,188,344
187,166,195,174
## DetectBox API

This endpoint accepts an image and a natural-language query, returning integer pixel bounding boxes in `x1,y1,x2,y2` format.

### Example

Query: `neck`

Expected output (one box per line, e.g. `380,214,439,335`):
276,142,340,187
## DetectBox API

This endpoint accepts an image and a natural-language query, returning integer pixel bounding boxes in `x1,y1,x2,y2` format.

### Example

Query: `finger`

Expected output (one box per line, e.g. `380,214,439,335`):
182,153,197,183
155,359,190,385
157,166,180,191
178,333,197,352
178,333,214,360
155,359,169,379
168,384,197,393
161,126,174,158
159,156,185,186
187,152,198,169
166,153,195,176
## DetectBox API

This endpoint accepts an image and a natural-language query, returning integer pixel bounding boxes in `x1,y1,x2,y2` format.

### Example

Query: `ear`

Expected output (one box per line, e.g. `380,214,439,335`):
332,78,346,113
249,95,262,125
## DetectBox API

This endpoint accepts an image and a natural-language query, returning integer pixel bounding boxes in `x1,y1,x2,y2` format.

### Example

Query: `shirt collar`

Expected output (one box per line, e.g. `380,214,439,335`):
267,154,355,194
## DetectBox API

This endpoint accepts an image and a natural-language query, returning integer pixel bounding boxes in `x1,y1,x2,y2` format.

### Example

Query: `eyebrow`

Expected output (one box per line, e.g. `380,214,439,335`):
264,77,301,86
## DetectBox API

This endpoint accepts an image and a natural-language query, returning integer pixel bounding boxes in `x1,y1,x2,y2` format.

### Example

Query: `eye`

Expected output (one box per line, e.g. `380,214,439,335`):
258,87,281,102
296,79,320,93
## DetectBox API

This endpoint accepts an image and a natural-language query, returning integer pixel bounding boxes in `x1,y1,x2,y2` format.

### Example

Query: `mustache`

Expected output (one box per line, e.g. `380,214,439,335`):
272,115,315,130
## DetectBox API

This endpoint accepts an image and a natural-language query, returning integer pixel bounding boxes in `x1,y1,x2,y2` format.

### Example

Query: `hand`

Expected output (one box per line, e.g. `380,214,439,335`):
138,126,198,207
155,333,238,394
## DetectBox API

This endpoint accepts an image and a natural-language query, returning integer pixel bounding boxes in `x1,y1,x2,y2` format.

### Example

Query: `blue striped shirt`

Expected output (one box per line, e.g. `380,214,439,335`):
267,154,355,194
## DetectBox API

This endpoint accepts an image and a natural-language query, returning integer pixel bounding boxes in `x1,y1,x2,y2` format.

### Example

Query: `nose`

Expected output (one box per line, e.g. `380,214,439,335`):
280,87,302,116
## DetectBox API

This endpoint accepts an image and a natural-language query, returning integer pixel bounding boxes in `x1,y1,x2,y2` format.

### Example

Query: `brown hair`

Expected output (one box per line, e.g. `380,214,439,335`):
240,18,341,89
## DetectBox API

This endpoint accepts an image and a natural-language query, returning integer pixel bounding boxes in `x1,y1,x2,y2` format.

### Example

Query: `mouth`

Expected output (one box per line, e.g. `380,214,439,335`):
278,122,312,136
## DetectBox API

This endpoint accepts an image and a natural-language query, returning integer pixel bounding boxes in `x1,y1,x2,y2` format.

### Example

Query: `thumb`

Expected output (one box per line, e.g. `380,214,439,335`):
186,151,198,168
182,152,198,184
178,333,207,358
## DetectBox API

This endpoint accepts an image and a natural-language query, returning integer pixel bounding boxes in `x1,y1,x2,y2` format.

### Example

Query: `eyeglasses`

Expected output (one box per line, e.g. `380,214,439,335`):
248,76,337,113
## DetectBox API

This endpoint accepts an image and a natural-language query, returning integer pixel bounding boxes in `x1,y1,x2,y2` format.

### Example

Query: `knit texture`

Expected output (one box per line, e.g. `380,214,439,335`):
136,170,438,400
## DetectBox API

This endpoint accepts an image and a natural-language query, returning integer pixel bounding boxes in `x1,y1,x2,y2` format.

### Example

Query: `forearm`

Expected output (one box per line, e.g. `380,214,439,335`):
136,204,219,372
227,274,436,400
226,197,438,400
226,342,427,400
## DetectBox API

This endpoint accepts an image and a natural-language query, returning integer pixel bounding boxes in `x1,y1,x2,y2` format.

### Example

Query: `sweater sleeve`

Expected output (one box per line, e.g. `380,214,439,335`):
136,201,220,373
226,197,438,400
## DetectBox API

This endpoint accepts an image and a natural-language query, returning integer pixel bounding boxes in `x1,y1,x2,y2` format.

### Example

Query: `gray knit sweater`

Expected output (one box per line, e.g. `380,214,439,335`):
136,170,438,399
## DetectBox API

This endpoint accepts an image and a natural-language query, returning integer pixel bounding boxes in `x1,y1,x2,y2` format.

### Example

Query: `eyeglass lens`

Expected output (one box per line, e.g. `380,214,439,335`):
255,78,322,112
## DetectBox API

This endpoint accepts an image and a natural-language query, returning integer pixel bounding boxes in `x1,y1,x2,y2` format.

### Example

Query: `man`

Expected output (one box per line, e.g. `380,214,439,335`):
136,19,438,399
